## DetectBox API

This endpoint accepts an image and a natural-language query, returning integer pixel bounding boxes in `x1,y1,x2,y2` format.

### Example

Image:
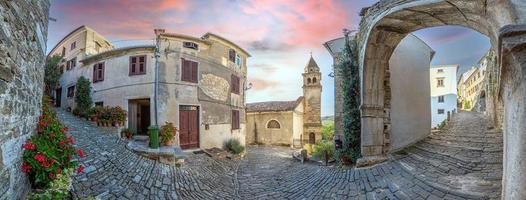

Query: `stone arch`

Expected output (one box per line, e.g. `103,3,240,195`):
266,119,281,129
312,77,317,83
309,132,315,144
307,78,311,84
357,0,525,198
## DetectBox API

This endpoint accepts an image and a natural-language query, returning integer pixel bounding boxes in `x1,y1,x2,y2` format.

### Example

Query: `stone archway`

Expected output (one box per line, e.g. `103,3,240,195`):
356,0,526,198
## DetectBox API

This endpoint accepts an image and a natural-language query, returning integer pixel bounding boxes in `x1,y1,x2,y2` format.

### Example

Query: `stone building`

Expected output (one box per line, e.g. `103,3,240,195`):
458,51,491,111
430,65,458,128
325,34,434,152
246,56,322,147
49,26,250,150
0,1,49,199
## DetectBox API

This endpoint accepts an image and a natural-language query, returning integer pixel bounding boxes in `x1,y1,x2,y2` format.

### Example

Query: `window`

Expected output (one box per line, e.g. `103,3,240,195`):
437,109,445,114
183,42,199,50
438,96,444,103
267,120,281,129
437,69,444,73
307,78,311,84
60,64,64,74
95,102,104,107
235,54,241,66
228,49,236,62
231,74,240,94
67,86,75,98
66,57,76,70
231,110,240,130
313,77,317,83
93,62,105,83
70,41,76,50
129,55,146,76
181,58,198,83
61,47,66,57
437,78,444,87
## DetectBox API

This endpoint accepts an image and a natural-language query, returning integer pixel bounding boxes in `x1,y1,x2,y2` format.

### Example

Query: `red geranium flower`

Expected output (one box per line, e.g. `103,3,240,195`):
67,136,75,144
22,141,35,150
57,168,62,174
77,165,84,173
59,140,66,146
21,162,32,173
48,173,56,179
34,154,46,162
48,133,55,137
77,149,85,158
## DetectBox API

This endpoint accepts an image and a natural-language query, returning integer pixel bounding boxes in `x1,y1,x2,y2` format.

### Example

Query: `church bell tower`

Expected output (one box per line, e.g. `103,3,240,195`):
302,54,322,145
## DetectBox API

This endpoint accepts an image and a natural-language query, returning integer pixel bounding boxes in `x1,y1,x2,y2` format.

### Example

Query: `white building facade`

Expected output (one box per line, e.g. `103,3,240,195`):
430,65,458,128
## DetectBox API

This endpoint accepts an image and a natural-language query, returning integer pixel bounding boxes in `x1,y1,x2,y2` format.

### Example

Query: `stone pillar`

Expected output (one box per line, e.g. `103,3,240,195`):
357,104,387,166
498,24,526,200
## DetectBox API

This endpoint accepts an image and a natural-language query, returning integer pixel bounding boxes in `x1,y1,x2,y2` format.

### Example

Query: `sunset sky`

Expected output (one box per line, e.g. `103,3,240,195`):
47,0,491,117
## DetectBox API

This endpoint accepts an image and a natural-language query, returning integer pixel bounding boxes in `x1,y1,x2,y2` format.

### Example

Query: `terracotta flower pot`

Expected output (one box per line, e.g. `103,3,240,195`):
341,156,352,166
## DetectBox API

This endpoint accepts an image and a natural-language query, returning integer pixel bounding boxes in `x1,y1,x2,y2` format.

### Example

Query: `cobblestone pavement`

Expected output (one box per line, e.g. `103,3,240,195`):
57,109,501,200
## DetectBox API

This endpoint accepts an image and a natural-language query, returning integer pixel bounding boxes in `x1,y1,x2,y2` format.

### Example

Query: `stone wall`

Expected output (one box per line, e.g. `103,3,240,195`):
0,0,49,199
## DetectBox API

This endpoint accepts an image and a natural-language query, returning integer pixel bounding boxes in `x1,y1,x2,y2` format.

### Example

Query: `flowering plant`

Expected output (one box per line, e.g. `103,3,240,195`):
160,122,177,145
22,96,84,189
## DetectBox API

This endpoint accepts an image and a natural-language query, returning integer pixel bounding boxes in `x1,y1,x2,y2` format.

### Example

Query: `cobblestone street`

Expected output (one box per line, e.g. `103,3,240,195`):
57,109,501,200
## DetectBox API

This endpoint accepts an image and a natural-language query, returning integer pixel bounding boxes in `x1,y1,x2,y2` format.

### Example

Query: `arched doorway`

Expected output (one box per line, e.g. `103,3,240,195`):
357,0,525,198
309,132,315,144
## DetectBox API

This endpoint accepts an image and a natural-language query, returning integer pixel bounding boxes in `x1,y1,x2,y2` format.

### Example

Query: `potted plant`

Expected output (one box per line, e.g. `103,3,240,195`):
121,128,133,139
160,122,177,146
111,106,126,127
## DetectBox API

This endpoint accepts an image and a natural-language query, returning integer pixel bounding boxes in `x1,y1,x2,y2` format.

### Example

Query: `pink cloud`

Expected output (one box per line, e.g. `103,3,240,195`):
250,78,279,91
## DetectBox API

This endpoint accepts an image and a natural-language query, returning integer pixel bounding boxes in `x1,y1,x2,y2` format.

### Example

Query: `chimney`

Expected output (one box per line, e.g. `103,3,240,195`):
154,29,165,36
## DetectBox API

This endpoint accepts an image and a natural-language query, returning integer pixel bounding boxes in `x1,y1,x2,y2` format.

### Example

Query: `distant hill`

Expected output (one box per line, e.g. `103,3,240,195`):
321,116,334,124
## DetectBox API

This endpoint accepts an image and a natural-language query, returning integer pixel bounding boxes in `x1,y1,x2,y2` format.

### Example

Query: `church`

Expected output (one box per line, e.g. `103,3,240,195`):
246,56,322,148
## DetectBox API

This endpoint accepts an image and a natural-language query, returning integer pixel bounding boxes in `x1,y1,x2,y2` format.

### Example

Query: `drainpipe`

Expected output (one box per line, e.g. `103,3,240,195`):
153,29,165,126
149,29,165,149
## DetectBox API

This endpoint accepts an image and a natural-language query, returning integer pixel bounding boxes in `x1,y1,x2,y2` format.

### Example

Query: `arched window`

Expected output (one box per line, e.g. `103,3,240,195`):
307,78,311,84
312,77,317,83
267,120,281,129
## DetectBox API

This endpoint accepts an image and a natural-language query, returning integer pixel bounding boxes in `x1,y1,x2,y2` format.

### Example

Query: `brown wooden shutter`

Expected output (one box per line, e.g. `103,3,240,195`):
229,49,236,62
93,64,97,82
232,110,240,129
100,63,105,81
129,57,134,75
191,61,198,83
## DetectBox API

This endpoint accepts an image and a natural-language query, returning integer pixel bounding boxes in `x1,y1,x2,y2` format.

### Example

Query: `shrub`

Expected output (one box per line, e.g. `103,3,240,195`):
160,122,177,145
109,106,126,124
313,140,335,163
28,168,73,200
44,55,62,97
75,76,92,118
225,139,245,154
22,96,84,189
121,128,134,139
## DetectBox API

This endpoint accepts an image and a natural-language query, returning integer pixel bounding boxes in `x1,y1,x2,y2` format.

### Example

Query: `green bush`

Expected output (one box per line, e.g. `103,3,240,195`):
313,140,335,162
225,139,245,154
437,120,447,130
75,76,92,118
321,122,334,140
44,55,62,97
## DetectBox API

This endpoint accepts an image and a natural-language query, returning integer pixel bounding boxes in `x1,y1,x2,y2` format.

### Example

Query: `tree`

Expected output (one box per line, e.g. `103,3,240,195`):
335,30,361,163
74,76,92,118
321,121,334,140
44,55,63,97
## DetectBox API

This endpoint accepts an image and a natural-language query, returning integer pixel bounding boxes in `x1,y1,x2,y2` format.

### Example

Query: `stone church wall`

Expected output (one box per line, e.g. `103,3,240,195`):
0,0,49,199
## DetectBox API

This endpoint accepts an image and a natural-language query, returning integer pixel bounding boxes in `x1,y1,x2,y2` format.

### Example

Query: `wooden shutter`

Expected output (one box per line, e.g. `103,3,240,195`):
93,64,97,81
229,49,236,62
191,61,198,83
139,56,146,74
99,63,105,81
232,110,239,129
231,75,240,94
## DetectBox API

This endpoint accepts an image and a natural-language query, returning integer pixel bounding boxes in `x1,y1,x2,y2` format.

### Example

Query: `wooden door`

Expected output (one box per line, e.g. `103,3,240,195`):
179,108,199,149
139,104,150,135
55,88,62,107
